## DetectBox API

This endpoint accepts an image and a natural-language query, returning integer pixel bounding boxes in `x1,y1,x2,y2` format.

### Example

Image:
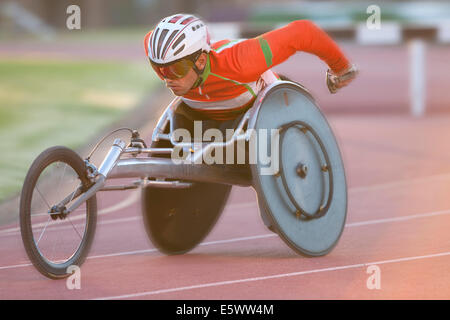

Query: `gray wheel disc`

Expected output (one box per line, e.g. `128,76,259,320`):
251,83,347,256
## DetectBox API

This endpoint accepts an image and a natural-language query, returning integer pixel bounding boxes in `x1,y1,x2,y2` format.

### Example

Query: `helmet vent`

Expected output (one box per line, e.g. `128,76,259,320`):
151,28,160,58
173,44,185,56
162,29,179,58
157,28,169,59
169,15,183,23
192,24,204,32
172,33,186,50
180,16,195,25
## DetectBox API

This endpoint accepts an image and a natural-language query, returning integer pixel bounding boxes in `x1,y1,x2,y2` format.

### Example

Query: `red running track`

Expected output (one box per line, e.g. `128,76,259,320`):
1,113,450,299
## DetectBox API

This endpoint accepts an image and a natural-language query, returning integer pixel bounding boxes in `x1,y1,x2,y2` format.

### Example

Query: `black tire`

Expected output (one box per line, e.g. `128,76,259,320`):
20,146,97,279
142,182,231,255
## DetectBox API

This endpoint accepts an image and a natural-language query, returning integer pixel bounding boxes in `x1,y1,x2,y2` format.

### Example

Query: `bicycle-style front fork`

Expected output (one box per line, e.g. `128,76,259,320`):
50,138,126,219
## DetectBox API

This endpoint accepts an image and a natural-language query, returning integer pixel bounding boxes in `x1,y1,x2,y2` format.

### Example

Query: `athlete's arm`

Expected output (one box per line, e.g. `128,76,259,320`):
219,20,352,83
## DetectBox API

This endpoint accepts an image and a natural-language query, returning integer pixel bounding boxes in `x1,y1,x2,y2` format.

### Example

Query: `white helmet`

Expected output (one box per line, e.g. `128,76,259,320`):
147,14,210,65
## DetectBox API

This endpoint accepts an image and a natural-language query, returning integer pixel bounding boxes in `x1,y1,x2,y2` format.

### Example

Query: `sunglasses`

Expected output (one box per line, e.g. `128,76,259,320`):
150,51,201,80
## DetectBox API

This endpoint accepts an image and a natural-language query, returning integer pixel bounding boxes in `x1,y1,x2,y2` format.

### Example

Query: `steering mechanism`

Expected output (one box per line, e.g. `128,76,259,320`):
130,130,147,148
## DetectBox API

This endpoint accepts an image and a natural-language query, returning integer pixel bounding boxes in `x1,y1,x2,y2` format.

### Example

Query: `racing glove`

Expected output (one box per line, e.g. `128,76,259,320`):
326,64,359,94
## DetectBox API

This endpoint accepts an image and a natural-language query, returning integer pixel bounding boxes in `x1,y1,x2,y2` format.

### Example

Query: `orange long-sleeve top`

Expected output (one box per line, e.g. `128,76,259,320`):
144,20,350,120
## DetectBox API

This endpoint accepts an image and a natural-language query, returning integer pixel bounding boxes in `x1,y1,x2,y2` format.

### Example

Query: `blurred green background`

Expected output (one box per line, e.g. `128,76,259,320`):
0,58,157,201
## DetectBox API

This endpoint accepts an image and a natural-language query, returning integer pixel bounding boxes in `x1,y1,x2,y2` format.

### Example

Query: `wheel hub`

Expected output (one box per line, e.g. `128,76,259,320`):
49,205,68,220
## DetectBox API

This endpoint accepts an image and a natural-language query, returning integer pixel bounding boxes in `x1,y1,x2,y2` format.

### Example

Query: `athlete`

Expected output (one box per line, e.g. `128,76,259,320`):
144,13,357,125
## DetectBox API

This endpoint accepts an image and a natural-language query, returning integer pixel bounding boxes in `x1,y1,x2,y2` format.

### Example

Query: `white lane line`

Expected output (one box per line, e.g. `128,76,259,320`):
225,201,257,210
94,250,450,300
97,190,140,215
0,263,34,270
199,233,275,246
348,172,450,193
2,173,450,269
0,198,250,237
4,199,450,239
3,171,450,235
0,234,276,271
1,206,450,271
87,248,158,260
346,208,450,227
0,190,141,235
86,234,277,260
1,216,143,237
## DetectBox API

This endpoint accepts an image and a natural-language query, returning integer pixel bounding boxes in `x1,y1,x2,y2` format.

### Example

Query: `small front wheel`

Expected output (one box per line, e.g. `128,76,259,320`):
20,146,97,279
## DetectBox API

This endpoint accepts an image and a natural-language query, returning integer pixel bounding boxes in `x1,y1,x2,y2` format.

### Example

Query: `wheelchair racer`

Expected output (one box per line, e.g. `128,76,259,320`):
144,14,357,232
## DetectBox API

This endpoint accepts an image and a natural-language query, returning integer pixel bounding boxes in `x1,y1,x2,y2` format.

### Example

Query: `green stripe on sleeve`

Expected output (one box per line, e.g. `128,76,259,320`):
257,37,273,68
210,72,257,97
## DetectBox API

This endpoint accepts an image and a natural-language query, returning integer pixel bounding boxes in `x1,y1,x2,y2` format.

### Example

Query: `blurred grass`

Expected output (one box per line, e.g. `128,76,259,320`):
0,58,157,202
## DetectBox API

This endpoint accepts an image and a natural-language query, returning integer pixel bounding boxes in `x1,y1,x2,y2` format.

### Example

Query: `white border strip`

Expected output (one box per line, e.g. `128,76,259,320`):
1,206,450,271
3,171,450,236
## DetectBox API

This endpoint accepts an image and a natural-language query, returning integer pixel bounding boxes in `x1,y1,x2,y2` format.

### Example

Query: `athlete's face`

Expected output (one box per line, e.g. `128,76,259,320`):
164,53,207,96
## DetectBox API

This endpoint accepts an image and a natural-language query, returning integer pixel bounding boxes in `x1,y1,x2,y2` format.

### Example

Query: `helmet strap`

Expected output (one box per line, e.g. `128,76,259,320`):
190,52,207,89
191,64,204,89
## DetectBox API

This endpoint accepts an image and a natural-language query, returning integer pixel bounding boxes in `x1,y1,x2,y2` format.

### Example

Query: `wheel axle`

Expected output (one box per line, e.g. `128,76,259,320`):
49,205,68,220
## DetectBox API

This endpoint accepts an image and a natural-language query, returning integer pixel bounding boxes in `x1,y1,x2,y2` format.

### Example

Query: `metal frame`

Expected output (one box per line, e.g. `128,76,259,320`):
111,81,314,181
118,80,313,166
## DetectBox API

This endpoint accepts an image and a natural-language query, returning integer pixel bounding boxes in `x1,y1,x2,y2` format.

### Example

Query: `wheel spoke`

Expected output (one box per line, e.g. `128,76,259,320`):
35,186,51,210
36,216,51,245
67,216,83,241
30,212,50,217
50,232,58,262
56,162,68,203
67,183,82,205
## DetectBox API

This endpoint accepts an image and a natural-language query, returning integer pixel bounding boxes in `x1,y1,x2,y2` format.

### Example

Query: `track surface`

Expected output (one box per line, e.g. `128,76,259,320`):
1,45,450,299
2,113,450,299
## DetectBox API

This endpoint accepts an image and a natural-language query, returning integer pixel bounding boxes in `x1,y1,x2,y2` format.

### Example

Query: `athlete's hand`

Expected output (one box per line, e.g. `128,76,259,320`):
326,64,359,94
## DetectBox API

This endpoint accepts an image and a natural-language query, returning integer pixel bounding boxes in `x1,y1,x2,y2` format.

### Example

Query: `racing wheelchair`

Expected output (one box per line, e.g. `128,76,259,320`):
19,80,347,279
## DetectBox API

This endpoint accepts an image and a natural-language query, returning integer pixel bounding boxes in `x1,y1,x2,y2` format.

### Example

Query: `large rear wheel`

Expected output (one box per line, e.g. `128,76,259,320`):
251,82,347,256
